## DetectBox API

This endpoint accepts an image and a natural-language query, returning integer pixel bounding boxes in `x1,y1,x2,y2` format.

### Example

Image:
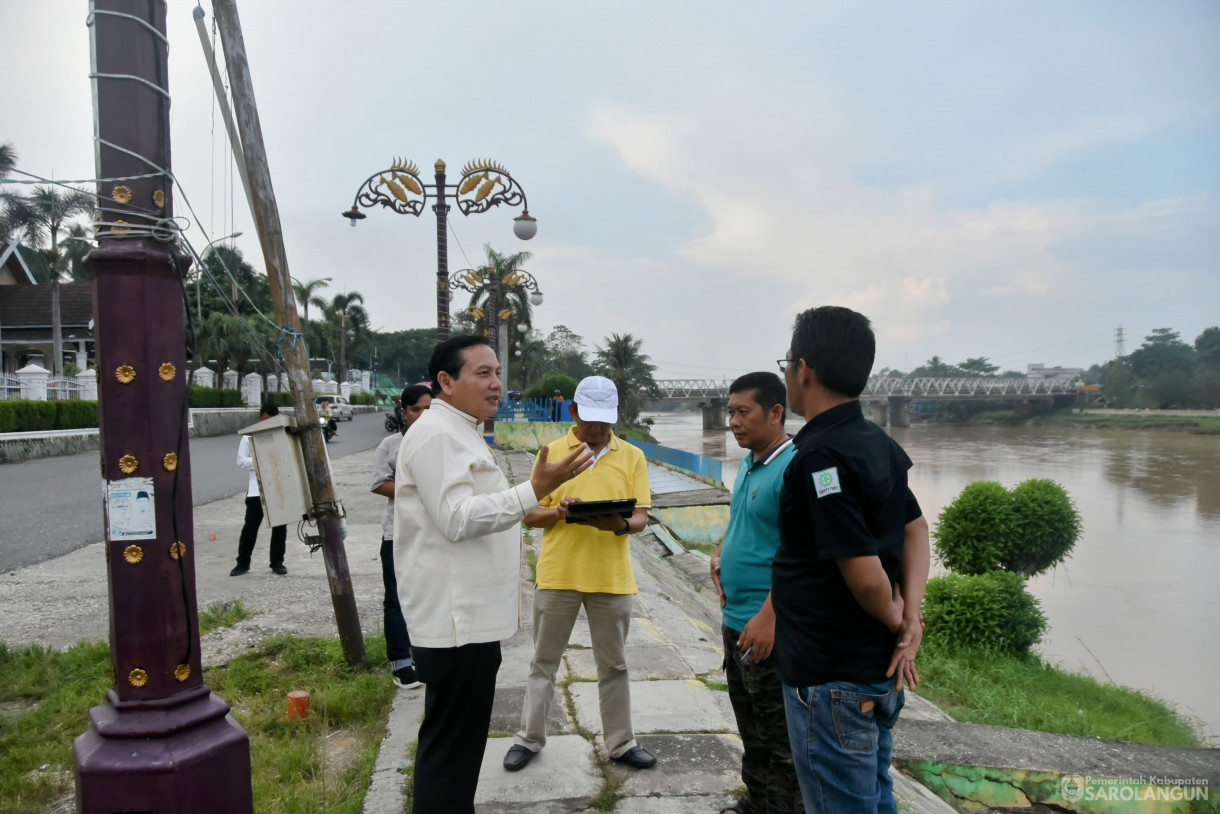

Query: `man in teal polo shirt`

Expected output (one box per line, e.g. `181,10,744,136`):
710,371,803,814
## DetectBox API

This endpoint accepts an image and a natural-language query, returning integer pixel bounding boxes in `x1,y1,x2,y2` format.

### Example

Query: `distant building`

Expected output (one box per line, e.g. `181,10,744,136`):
0,240,94,374
1026,363,1083,381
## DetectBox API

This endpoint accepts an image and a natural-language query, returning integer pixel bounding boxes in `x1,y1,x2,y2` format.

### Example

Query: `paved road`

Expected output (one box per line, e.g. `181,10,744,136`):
0,411,394,573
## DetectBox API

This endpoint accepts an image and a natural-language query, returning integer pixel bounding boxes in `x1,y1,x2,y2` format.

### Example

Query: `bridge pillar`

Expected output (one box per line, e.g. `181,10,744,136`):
701,398,727,430
868,401,888,426
889,397,911,428
1013,400,1034,418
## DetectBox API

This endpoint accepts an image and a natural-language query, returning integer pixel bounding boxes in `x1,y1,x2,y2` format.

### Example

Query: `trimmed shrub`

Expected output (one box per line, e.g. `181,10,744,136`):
525,374,578,400
0,401,59,432
188,386,244,408
922,571,1047,657
55,400,99,429
933,481,1013,575
0,402,18,433
1003,478,1081,577
265,391,294,408
350,393,377,405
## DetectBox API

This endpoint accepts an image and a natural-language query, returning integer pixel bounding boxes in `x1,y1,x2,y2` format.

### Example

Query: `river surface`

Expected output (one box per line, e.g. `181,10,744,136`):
643,410,1220,741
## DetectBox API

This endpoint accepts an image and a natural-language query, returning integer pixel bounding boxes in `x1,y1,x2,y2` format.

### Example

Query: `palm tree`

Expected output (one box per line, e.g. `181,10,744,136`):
5,185,96,375
593,333,660,425
61,223,95,283
292,276,331,322
324,291,368,383
196,312,261,378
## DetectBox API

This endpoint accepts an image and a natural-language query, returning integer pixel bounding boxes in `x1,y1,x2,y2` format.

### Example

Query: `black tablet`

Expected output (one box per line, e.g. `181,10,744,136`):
565,498,637,520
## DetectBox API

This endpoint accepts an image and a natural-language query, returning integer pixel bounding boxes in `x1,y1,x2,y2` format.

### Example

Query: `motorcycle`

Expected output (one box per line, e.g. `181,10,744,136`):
384,412,403,433
318,406,337,442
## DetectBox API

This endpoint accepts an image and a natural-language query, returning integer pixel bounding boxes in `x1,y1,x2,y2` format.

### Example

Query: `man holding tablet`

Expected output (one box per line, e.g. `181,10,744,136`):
504,375,655,772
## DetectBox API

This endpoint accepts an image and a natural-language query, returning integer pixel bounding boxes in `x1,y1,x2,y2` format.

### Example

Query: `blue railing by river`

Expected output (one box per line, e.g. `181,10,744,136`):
496,396,566,422
624,439,723,483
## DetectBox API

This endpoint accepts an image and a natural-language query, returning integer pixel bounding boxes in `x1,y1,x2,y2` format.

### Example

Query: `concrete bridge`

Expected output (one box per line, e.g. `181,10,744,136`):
655,377,1083,430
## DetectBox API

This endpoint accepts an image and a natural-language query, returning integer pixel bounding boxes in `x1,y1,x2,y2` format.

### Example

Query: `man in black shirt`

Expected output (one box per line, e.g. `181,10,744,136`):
773,306,929,814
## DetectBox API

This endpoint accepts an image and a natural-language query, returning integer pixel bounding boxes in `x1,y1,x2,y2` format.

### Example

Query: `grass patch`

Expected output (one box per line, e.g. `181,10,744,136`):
0,636,397,814
917,643,1206,747
0,640,112,813
615,423,657,444
703,679,729,693
1037,411,1220,433
199,598,252,635
682,540,719,558
525,547,539,584
588,769,626,810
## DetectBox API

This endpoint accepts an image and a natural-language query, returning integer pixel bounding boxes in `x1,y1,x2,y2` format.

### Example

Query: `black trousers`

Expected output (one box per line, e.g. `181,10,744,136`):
236,495,286,568
411,641,501,814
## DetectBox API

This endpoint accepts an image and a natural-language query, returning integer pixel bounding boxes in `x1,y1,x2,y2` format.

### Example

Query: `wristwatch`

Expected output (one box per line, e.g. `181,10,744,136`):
614,516,631,536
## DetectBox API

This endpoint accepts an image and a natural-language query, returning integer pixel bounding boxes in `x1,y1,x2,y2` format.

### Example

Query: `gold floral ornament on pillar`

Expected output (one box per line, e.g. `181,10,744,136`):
112,185,133,204
128,668,149,688
162,452,178,472
115,365,136,384
158,363,176,381
123,545,144,565
174,664,191,682
119,455,139,475
169,541,186,560
152,189,165,210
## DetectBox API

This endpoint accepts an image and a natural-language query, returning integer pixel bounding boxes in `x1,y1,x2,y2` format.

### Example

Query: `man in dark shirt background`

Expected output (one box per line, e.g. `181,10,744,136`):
773,306,929,814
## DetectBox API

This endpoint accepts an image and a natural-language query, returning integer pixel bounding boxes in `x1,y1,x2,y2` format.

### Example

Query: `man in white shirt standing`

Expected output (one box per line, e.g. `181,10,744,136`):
395,335,593,814
231,401,287,577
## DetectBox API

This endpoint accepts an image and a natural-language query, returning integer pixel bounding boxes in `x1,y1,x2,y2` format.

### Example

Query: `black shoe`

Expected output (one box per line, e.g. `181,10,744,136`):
502,745,535,772
229,565,249,576
392,666,423,689
611,746,656,769
271,564,288,575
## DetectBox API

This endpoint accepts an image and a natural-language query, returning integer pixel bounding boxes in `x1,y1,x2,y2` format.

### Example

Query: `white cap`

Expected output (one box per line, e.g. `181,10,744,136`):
572,376,619,424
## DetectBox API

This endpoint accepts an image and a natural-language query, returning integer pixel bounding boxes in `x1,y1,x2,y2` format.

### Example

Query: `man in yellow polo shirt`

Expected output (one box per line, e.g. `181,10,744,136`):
504,376,655,772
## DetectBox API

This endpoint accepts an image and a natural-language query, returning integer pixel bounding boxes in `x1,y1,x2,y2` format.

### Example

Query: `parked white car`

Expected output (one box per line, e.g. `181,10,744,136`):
314,395,353,421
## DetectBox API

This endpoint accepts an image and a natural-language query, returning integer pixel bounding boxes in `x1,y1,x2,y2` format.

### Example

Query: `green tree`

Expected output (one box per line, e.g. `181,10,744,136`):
454,246,536,342
1102,362,1135,408
196,312,265,376
377,327,438,386
192,244,274,320
292,277,331,323
4,184,96,375
593,333,659,425
61,223,95,282
1128,328,1193,380
1194,327,1220,370
957,357,999,376
323,292,369,383
909,356,962,378
541,324,592,381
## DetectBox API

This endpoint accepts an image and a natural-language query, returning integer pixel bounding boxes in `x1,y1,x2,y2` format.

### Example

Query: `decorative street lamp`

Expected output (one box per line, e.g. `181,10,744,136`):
449,266,543,377
342,158,536,341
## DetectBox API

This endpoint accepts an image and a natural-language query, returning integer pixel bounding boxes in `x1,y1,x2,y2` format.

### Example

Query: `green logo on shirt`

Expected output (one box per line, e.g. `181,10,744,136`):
813,467,842,498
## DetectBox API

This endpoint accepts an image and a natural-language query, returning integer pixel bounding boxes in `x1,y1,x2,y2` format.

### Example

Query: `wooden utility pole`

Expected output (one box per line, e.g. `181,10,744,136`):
75,2,252,810
211,0,365,666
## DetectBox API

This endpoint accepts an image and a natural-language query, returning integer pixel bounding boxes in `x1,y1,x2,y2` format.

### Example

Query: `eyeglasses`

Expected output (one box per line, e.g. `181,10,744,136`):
777,358,795,372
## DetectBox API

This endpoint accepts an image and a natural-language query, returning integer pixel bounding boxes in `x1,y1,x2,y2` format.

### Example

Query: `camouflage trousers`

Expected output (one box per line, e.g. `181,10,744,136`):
723,624,805,814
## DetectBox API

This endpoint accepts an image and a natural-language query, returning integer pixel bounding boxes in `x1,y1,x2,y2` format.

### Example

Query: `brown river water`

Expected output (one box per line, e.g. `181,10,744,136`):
643,410,1220,741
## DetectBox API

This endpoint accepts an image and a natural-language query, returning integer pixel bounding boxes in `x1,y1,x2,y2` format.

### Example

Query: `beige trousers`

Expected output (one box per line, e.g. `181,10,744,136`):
514,589,637,757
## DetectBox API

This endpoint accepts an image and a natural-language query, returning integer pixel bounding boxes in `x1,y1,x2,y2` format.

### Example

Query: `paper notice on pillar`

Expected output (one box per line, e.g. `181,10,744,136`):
106,477,157,540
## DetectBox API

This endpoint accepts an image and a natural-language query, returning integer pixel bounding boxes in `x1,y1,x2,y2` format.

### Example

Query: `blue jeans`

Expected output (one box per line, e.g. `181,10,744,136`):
782,679,904,814
379,538,413,670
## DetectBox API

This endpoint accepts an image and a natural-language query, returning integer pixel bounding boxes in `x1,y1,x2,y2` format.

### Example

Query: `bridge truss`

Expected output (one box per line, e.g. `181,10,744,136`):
655,377,1081,400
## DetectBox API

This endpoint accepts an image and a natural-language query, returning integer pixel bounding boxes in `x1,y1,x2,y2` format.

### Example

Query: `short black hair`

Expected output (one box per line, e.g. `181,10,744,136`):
401,383,432,408
428,334,491,395
260,400,280,417
790,306,875,397
729,371,786,423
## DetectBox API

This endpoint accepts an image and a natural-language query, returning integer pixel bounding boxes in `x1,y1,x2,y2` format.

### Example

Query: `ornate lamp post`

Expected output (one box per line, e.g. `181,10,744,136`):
342,158,536,342
450,266,544,380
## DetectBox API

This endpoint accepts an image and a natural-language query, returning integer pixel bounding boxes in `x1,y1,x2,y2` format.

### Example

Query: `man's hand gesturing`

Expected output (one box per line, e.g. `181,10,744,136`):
530,443,594,500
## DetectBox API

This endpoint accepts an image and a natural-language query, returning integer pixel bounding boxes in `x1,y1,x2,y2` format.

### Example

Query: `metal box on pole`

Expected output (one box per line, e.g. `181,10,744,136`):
239,415,313,526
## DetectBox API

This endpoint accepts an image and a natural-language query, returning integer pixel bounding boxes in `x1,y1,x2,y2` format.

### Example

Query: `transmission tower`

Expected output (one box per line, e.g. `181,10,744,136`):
1115,325,1126,359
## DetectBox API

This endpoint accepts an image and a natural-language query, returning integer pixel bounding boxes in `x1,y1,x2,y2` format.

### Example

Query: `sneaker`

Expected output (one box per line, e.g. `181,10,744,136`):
271,564,288,575
392,666,423,689
229,565,249,576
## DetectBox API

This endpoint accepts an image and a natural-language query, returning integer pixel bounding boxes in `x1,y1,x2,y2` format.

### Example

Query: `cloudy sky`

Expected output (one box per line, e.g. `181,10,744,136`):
3,1,1217,379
